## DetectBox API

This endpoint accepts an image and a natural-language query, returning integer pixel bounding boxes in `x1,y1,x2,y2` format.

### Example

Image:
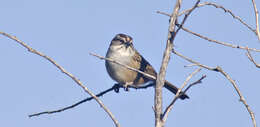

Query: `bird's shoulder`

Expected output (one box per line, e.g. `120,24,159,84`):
132,50,157,76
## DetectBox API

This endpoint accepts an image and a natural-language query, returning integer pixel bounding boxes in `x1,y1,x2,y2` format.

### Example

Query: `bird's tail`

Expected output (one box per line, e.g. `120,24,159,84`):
164,80,189,100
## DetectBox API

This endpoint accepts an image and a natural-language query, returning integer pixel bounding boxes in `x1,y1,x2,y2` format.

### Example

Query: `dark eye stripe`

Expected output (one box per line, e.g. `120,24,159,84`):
112,38,125,43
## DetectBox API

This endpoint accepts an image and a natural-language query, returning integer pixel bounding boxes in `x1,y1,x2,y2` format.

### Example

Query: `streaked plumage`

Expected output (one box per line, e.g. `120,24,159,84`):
106,34,189,100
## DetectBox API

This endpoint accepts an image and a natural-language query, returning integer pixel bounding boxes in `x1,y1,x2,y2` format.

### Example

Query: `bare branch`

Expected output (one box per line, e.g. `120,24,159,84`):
246,47,260,68
183,75,206,93
158,2,255,34
173,49,256,127
29,85,116,117
155,0,183,126
173,50,217,71
156,11,171,17
184,64,199,68
178,25,260,52
215,66,257,127
179,2,256,34
175,0,201,34
158,1,258,126
251,0,260,40
29,83,155,117
0,32,120,127
157,11,260,52
162,68,203,123
161,1,201,124
90,52,156,80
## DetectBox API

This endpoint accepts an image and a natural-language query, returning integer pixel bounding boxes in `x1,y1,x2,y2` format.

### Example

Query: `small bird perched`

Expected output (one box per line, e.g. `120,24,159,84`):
105,33,189,100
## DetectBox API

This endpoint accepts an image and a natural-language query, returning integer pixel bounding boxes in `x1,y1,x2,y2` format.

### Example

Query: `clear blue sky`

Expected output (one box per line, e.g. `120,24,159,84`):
0,0,259,127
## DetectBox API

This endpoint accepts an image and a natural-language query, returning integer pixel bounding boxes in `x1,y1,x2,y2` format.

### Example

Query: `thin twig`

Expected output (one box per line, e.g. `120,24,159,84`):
175,0,201,34
158,2,255,34
29,86,116,117
183,75,206,93
156,11,171,17
215,66,257,127
162,68,203,123
178,25,260,52
173,50,218,71
246,47,260,68
29,83,155,117
179,2,256,34
184,64,199,67
90,52,156,80
251,0,260,40
0,32,120,127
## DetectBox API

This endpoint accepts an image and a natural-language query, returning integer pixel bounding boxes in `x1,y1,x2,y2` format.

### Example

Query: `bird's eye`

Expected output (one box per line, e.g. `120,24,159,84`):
112,37,125,45
118,37,126,43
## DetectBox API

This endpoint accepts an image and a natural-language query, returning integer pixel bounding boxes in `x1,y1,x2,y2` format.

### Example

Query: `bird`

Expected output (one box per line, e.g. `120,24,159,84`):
105,33,189,100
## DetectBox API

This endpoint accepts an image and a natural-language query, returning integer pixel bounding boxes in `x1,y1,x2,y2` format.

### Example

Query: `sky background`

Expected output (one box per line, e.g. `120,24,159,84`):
0,0,259,127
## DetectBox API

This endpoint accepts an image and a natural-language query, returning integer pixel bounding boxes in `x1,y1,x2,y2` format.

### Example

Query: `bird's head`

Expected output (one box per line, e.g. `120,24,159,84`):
111,33,133,47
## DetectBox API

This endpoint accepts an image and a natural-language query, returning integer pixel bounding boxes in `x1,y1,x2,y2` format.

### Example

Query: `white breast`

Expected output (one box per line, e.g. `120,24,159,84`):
106,44,134,63
105,44,135,83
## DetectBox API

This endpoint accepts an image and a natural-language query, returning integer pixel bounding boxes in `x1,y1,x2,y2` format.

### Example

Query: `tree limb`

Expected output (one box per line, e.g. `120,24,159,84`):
173,49,256,127
180,2,255,34
0,32,120,127
154,0,183,126
251,0,260,40
29,83,155,117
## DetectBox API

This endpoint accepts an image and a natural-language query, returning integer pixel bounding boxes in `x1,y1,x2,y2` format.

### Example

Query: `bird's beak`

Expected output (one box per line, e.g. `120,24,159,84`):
124,37,132,47
125,41,131,47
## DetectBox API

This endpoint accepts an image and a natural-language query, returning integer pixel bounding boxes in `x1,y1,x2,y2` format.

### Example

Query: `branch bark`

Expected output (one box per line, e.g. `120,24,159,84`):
251,0,260,40
216,66,257,127
154,0,182,126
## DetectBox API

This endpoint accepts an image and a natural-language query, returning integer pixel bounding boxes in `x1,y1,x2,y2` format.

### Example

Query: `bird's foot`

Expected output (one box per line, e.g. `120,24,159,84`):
123,82,133,91
113,83,120,93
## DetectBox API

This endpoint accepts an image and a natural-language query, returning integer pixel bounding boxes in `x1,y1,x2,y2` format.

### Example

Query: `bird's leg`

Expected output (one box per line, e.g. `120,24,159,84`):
123,82,133,91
